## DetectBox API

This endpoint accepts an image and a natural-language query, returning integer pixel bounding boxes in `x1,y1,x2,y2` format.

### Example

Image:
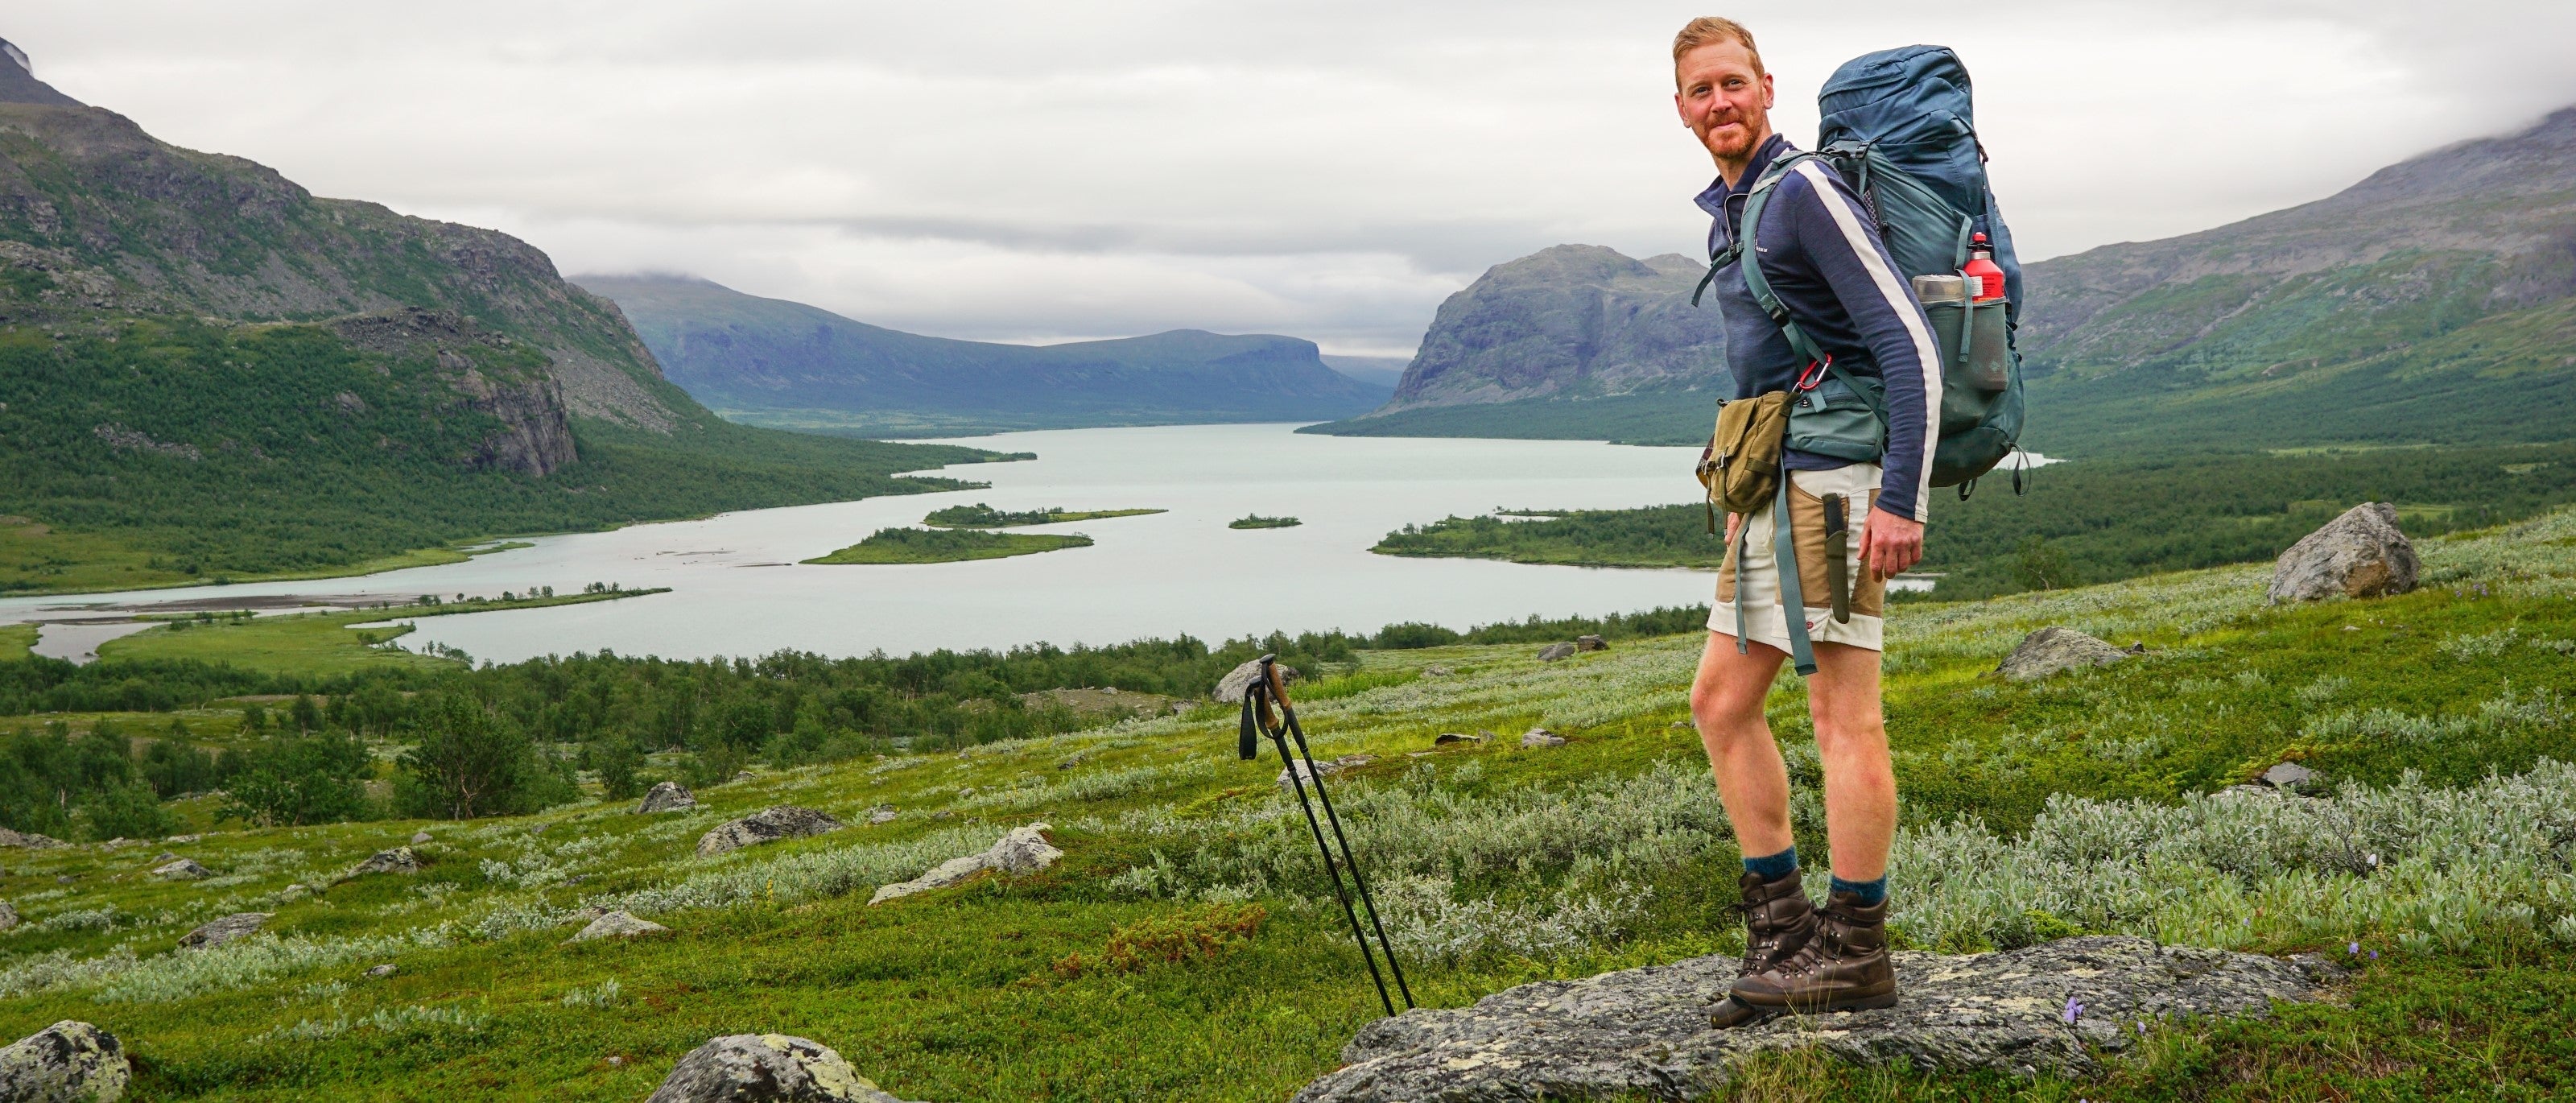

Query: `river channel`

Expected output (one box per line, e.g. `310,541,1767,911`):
1,423,1942,663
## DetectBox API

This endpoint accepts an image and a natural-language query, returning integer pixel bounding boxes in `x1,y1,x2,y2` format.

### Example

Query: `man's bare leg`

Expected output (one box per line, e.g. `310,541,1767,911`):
1689,630,1792,856
1806,641,1895,882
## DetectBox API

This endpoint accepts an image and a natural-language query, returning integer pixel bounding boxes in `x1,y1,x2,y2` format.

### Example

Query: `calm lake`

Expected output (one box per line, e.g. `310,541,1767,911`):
3,423,1933,663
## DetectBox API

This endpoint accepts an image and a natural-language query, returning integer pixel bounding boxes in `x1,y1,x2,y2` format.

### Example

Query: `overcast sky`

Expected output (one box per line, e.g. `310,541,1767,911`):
12,2,2575,355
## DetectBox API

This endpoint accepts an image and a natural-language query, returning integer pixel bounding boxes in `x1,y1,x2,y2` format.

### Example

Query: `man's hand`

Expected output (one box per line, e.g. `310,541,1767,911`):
1859,509,1922,581
1725,512,1743,544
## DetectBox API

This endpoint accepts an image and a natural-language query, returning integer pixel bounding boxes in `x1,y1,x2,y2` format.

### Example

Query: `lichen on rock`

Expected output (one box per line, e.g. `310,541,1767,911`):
1294,936,2330,1101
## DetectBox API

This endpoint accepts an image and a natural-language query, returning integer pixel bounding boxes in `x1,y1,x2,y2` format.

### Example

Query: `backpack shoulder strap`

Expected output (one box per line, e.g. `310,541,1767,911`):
1736,153,1833,370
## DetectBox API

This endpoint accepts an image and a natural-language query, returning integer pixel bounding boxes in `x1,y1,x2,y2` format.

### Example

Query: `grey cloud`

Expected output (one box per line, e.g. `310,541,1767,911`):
12,1,2571,353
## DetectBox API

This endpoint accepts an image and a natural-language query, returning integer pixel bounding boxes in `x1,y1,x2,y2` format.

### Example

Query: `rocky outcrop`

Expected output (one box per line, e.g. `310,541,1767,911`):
1373,245,1728,412
2268,502,2421,603
345,846,422,878
0,1020,129,1103
1575,634,1608,652
180,912,269,950
1996,627,2132,681
645,1034,916,1103
1212,659,1298,703
1537,642,1577,662
1295,936,2329,1101
636,781,698,814
152,858,209,881
696,807,845,857
568,911,669,942
870,824,1063,905
329,309,578,477
0,827,64,849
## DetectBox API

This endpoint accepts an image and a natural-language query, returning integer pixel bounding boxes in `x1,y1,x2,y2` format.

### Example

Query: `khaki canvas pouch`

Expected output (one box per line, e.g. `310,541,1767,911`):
1698,391,1790,518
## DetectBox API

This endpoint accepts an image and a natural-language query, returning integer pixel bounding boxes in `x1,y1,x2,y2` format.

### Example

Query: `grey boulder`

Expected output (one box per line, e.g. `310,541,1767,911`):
0,1021,130,1103
152,858,210,881
180,912,270,950
0,828,64,849
646,1033,917,1103
345,846,422,878
2261,762,2319,791
871,824,1062,905
697,806,846,857
1536,642,1577,662
1294,936,2325,1101
1212,659,1297,704
2268,502,2421,603
637,780,699,814
568,910,669,942
1520,727,1567,749
866,806,899,825
1575,634,1608,652
0,901,16,931
411,830,433,845
1996,626,2132,681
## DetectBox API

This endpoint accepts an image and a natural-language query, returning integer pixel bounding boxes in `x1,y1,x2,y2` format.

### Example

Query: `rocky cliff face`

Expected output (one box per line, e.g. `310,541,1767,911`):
330,308,576,477
1377,245,1727,412
0,99,683,432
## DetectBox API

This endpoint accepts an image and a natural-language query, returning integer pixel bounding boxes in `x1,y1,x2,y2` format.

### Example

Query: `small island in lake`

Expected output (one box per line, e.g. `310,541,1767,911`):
923,502,1164,527
1229,514,1302,530
804,527,1095,564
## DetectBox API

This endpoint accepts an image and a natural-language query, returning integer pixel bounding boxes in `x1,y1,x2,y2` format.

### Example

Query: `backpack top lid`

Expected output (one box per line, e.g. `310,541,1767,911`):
1818,46,1985,223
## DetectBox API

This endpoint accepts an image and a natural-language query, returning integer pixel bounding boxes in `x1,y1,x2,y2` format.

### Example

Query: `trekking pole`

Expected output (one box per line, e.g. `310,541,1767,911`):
1265,658,1415,1012
1237,654,1413,1015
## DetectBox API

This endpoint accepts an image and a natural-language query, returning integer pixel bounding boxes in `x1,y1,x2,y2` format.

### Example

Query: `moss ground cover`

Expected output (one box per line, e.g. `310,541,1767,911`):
0,622,34,661
803,528,1094,564
0,512,2571,1098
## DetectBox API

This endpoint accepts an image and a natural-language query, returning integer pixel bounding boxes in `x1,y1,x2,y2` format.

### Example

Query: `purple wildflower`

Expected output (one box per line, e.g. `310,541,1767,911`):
2348,941,2360,955
2370,950,2380,960
2062,997,2083,1024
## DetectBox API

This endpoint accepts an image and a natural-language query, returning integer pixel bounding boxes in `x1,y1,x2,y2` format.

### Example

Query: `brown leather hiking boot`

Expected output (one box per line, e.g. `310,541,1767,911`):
1707,868,1818,1028
1727,890,1897,1014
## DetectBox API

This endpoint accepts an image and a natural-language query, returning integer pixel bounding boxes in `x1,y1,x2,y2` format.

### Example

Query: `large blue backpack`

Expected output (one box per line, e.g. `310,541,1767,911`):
1732,45,2029,490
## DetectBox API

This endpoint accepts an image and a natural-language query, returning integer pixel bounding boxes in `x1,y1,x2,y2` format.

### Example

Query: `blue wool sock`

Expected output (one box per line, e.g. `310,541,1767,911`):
1829,874,1888,907
1741,845,1798,880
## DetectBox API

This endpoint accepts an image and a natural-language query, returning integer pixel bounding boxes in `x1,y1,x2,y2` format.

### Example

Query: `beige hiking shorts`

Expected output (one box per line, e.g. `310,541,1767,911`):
1711,464,1887,653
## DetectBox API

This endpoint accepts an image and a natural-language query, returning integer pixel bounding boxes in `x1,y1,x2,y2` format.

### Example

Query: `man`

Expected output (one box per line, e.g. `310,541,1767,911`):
1671,17,1940,1024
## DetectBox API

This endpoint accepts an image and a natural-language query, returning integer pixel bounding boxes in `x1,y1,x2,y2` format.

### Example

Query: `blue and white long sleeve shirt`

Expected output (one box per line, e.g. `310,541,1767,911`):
1695,133,1943,523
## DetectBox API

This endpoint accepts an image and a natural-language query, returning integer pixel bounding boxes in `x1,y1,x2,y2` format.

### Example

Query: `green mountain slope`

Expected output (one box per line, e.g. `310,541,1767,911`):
1311,107,2576,454
0,77,1005,594
576,275,1390,436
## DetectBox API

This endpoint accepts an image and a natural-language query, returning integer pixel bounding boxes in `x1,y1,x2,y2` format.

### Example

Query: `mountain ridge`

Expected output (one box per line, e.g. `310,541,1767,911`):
577,274,1389,436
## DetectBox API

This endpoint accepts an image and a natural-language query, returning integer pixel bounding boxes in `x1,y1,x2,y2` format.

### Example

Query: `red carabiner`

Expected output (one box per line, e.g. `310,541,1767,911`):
1794,355,1833,393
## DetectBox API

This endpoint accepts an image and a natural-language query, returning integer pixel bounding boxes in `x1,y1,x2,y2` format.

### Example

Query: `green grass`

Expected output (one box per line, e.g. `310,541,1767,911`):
2,511,2573,1098
98,590,667,676
923,504,1163,528
802,528,1095,565
0,623,35,661
1228,514,1301,530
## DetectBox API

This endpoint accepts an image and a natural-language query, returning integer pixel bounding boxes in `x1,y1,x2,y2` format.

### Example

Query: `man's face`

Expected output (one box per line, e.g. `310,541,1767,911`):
1674,41,1774,163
